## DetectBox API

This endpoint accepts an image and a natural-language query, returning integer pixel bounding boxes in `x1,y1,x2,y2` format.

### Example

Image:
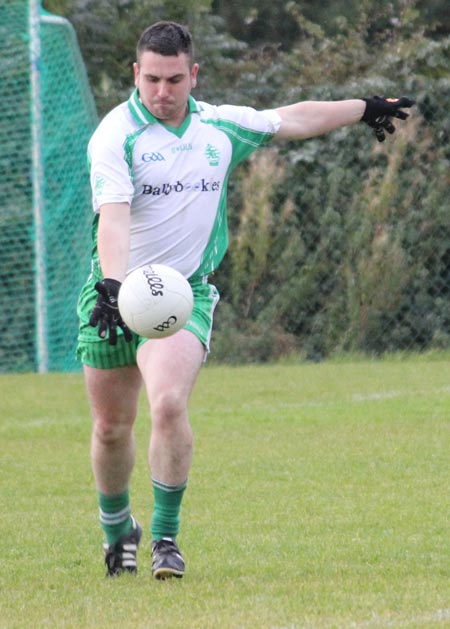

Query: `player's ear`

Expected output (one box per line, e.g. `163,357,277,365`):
190,63,199,88
133,62,140,87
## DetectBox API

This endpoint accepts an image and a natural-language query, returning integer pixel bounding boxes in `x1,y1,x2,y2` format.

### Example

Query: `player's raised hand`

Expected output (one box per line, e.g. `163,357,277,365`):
89,278,133,345
361,96,415,142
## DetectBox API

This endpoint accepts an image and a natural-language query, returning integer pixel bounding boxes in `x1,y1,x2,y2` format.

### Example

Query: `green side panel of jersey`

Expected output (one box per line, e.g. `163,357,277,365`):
191,177,230,280
90,213,102,281
193,118,274,278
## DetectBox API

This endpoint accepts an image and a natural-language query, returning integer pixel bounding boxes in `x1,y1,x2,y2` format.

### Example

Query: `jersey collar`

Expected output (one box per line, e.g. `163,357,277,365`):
128,88,200,127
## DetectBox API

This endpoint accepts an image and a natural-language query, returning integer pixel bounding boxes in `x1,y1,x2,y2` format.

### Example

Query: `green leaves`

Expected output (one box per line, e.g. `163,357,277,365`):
40,0,450,361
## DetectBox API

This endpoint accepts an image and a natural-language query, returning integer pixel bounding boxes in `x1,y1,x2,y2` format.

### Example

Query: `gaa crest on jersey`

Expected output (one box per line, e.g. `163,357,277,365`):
142,152,165,162
205,144,220,167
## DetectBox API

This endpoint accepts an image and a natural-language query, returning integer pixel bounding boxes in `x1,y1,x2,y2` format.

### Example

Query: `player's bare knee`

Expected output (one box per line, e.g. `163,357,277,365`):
93,415,134,446
150,390,187,428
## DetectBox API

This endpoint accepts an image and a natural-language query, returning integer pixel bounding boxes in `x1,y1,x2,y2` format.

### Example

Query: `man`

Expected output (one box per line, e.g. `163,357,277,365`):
77,20,414,579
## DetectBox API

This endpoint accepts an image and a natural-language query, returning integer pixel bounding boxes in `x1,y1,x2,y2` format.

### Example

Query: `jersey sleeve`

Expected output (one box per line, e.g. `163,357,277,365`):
208,104,282,168
88,111,135,212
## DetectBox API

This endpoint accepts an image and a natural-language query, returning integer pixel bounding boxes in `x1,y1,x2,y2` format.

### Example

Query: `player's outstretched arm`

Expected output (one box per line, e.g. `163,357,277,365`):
274,96,414,142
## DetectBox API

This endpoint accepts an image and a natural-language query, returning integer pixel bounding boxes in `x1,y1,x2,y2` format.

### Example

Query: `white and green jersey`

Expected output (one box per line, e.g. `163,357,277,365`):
88,89,282,280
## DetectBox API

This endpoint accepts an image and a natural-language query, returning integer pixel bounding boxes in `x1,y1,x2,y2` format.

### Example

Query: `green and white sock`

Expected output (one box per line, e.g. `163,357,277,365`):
98,490,132,546
151,479,187,541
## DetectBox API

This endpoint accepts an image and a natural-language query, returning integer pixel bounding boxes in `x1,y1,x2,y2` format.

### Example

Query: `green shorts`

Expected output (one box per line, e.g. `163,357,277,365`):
76,275,220,369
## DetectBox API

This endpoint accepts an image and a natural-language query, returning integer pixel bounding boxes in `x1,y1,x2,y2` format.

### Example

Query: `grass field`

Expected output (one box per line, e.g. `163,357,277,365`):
1,354,450,628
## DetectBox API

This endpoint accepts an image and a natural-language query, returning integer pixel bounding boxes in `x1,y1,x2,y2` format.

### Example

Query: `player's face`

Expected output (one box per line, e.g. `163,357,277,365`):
134,51,198,128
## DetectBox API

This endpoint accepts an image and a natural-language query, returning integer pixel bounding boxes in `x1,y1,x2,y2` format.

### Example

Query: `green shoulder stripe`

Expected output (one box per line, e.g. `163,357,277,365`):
123,127,148,181
201,117,274,169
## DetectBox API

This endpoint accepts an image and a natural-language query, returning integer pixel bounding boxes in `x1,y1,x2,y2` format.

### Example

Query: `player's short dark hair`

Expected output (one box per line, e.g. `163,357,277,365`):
136,21,194,65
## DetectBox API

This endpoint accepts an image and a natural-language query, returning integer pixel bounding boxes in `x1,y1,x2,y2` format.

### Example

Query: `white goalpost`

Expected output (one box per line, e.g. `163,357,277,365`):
29,0,48,373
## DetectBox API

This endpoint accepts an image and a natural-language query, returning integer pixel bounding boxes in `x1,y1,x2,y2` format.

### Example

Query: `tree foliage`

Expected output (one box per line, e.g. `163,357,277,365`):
42,0,450,361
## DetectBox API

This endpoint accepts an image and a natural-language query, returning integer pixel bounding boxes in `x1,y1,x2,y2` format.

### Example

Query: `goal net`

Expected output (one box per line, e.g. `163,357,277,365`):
1,0,98,373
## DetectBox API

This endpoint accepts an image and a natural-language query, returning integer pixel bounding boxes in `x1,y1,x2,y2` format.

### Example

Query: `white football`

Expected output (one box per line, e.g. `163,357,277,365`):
118,264,194,339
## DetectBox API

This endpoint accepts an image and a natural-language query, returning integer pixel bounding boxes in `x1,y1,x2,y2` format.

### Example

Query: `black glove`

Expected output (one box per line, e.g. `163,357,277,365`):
89,278,133,346
361,96,415,142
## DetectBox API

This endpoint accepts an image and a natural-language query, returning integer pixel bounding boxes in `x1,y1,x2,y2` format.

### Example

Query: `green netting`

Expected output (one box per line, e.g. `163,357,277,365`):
1,0,97,373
